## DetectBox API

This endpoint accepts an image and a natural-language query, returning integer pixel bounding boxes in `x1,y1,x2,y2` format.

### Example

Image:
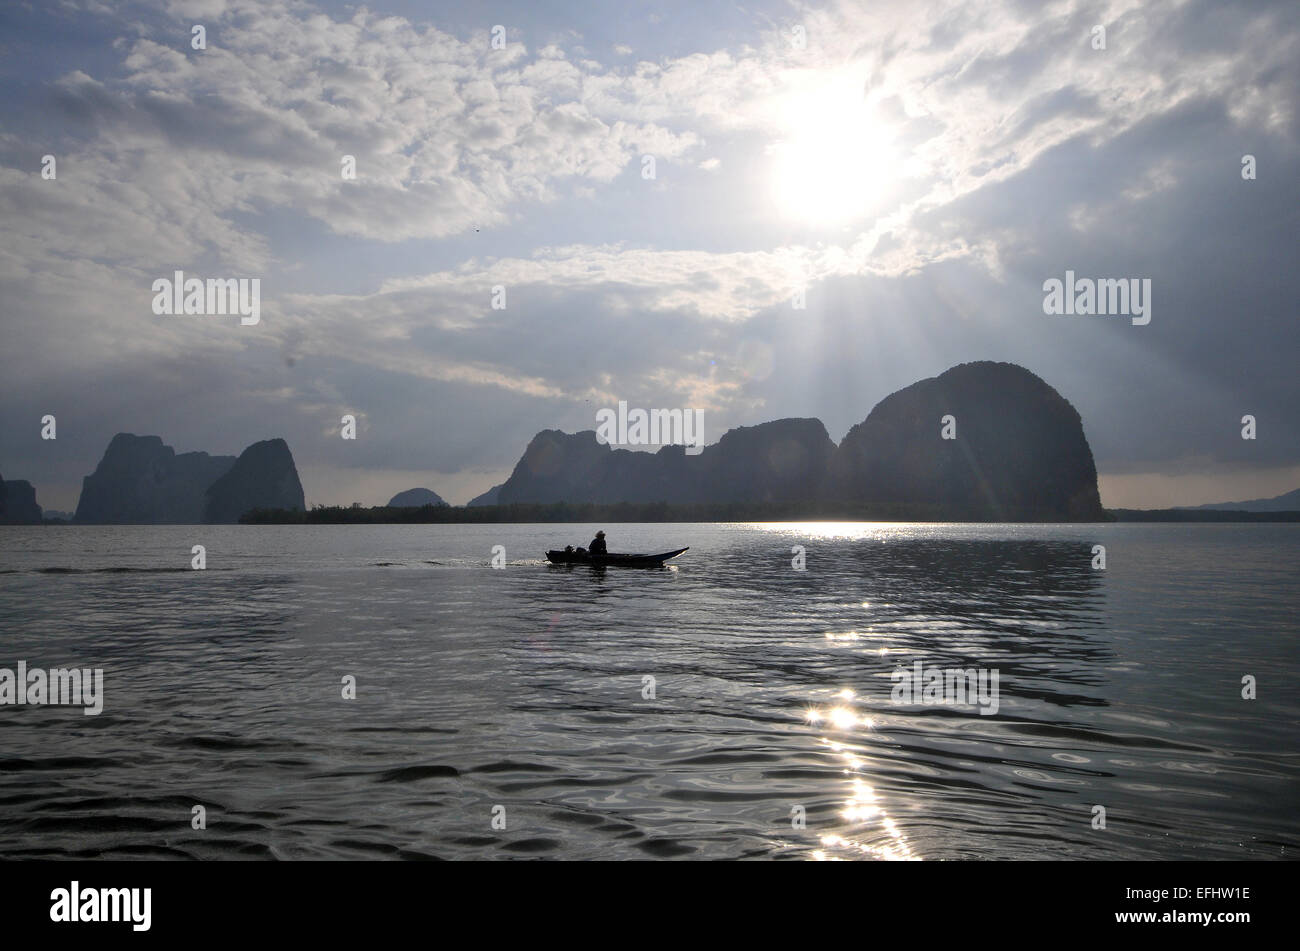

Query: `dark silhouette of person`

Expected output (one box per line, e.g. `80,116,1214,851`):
588,530,607,556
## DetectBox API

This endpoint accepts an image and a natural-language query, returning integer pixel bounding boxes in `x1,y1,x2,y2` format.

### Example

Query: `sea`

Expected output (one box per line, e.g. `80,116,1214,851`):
0,522,1296,860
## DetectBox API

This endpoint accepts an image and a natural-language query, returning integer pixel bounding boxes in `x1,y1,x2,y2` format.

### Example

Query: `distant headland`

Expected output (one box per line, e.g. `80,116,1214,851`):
2,434,306,525
4,362,1296,526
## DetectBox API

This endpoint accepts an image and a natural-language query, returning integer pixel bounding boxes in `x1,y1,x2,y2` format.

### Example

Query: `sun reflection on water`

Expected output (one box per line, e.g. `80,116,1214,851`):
746,521,917,541
803,694,919,861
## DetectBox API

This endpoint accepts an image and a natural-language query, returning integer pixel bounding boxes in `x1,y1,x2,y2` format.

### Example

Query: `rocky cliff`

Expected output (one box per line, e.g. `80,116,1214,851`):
0,478,43,524
467,483,503,507
828,361,1104,520
494,363,1103,520
202,439,305,523
74,433,306,524
496,418,835,506
74,434,236,524
694,418,834,503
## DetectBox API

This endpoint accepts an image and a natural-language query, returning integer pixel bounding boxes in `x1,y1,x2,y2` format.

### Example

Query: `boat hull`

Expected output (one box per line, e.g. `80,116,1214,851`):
545,547,689,568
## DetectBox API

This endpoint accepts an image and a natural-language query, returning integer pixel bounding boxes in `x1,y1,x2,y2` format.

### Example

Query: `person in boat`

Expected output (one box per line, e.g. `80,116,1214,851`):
588,530,607,557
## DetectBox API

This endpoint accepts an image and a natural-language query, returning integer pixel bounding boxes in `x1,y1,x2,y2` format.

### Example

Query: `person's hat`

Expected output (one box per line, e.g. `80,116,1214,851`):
596,530,605,537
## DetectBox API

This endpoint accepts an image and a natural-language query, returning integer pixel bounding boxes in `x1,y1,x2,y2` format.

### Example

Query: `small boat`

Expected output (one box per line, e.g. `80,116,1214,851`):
545,546,689,568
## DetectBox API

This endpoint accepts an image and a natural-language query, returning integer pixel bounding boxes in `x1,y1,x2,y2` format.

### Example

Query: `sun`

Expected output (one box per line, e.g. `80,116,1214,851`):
768,74,899,227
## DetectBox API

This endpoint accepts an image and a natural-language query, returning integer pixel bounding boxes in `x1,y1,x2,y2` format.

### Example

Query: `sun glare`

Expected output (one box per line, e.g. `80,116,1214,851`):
769,74,898,227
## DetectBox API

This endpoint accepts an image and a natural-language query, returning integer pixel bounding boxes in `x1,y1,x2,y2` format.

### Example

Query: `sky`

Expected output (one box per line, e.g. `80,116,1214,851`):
1,0,1297,510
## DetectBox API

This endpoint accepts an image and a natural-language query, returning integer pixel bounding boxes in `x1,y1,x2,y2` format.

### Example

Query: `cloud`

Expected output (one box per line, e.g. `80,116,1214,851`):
1,0,1297,509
